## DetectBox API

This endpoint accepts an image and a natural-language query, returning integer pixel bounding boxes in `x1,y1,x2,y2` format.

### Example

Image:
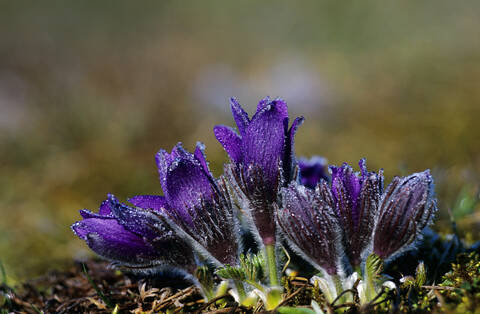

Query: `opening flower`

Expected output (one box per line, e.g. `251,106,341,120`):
214,97,303,246
72,194,196,275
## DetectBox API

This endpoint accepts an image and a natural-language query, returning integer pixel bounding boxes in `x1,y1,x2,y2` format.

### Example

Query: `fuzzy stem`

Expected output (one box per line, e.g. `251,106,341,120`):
233,280,246,301
366,275,377,301
265,244,279,286
332,274,345,304
200,284,214,301
354,265,362,276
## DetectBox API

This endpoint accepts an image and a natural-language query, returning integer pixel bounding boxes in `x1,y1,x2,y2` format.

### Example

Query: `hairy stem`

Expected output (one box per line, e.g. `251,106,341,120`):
233,280,246,301
265,244,279,286
332,274,345,304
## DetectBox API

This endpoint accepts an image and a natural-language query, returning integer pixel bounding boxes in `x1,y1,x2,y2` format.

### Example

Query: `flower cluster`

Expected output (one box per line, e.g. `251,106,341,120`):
72,97,437,307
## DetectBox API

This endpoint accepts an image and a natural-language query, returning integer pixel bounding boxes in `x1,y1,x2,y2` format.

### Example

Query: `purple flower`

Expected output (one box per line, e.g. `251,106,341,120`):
154,142,240,266
298,156,330,189
276,182,343,275
73,142,240,273
373,170,437,260
329,159,383,267
72,195,196,274
214,97,303,245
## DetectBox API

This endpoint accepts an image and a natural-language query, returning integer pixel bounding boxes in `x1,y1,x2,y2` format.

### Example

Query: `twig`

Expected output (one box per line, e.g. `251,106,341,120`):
433,290,446,308
332,302,356,309
274,284,307,309
422,285,456,291
331,289,356,306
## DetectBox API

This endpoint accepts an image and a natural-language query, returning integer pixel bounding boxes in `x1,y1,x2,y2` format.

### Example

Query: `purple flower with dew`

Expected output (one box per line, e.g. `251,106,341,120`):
153,142,240,266
298,156,330,189
277,181,343,276
72,195,196,274
329,159,383,267
73,142,240,274
214,97,304,245
373,170,437,260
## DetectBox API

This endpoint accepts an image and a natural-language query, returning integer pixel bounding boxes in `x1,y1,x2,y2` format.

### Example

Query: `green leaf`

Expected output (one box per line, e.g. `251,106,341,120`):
364,253,384,302
415,261,427,287
365,253,383,278
277,307,316,314
265,286,283,310
216,264,246,281
216,253,265,285
240,253,265,282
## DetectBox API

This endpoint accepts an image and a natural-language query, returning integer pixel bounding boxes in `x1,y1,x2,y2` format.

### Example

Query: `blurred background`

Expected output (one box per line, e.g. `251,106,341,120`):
1,1,479,281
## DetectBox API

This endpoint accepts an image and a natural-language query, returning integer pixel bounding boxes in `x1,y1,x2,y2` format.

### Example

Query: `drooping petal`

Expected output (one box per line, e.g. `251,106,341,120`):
213,125,243,163
277,182,343,275
373,170,437,260
72,217,159,265
73,196,197,273
298,156,329,189
230,97,250,136
128,195,167,211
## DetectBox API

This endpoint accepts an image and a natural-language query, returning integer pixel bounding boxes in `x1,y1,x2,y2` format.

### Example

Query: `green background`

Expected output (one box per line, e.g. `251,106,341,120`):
0,1,479,281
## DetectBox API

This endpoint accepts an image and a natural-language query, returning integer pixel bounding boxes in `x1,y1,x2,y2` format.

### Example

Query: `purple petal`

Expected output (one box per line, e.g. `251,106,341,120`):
72,217,158,264
157,143,215,221
156,150,172,197
214,125,243,163
373,170,437,260
224,163,278,245
243,99,288,185
252,97,288,120
165,179,239,266
254,96,271,115
349,165,383,266
193,142,211,175
128,195,168,211
330,163,362,226
164,151,213,224
328,160,383,266
298,156,329,189
230,97,250,136
108,195,162,240
99,199,112,215
277,183,342,275
282,116,305,184
79,197,114,219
